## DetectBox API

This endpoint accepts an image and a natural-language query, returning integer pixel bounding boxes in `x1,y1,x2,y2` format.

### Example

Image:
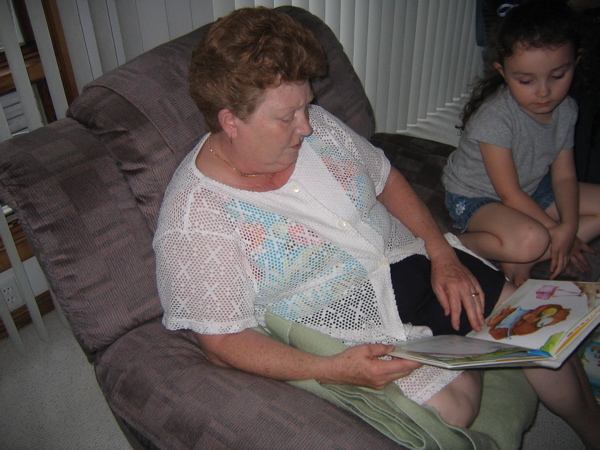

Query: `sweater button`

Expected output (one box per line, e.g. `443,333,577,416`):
337,219,347,229
291,183,301,193
379,259,389,268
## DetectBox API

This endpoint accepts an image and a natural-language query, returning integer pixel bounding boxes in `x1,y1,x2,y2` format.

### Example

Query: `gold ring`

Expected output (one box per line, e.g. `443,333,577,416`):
471,292,479,297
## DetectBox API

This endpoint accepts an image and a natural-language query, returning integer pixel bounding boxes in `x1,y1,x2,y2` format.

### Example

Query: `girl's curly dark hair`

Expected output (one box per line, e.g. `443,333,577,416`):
459,0,581,131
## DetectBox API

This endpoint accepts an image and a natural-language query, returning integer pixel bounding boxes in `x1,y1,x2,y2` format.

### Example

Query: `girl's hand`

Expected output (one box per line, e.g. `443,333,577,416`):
323,344,422,389
430,256,486,332
547,224,577,279
569,237,596,274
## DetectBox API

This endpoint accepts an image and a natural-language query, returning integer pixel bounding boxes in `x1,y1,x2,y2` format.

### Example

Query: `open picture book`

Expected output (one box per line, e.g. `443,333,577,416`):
389,279,600,369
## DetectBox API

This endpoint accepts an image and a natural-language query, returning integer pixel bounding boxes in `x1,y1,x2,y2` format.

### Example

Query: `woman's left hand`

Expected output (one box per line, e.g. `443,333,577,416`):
376,166,485,332
430,254,486,332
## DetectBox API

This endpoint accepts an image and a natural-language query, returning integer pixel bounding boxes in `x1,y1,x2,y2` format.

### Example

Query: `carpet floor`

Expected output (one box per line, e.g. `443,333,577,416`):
0,309,130,449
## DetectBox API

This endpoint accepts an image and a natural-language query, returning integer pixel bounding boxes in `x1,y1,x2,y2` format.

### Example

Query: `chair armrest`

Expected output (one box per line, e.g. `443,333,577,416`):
370,133,456,234
96,321,401,449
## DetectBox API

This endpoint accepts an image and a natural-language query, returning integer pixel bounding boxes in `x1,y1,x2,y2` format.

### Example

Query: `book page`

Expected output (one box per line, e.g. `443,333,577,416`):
388,280,600,369
468,280,599,356
389,334,548,369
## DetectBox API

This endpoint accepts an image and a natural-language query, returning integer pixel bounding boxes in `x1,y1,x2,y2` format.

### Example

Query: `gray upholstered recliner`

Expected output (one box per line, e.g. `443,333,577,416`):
0,6,541,448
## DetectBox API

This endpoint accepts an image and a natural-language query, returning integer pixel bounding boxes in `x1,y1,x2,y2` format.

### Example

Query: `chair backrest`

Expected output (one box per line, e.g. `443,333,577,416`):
0,6,375,358
67,6,375,234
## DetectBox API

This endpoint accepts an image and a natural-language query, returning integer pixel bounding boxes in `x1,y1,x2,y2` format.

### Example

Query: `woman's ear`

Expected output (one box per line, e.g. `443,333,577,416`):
218,109,237,140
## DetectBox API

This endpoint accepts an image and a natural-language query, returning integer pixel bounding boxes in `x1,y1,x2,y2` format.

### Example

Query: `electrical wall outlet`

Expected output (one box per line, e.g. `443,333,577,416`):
0,277,25,311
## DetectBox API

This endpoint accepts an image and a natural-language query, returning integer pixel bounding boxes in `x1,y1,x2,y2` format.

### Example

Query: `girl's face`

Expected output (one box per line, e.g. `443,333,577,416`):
494,42,576,124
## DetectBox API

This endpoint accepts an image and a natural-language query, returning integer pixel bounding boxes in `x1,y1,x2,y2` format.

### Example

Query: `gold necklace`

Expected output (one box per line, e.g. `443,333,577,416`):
208,136,274,179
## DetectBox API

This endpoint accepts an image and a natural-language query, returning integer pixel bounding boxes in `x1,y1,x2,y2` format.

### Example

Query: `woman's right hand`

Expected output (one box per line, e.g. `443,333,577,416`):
321,344,422,390
197,330,420,391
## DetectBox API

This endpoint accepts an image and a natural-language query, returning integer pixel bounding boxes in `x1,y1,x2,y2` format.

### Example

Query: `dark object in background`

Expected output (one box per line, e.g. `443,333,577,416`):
570,7,600,183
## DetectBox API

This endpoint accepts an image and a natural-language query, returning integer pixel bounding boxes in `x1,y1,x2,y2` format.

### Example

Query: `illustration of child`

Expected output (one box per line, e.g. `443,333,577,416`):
442,0,600,287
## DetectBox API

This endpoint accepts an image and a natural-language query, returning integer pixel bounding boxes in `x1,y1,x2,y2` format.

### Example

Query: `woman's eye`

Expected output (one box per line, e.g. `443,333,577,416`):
551,73,565,80
517,79,532,85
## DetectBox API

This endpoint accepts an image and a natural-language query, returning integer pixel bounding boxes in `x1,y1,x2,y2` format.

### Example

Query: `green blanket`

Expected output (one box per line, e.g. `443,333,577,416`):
262,312,538,449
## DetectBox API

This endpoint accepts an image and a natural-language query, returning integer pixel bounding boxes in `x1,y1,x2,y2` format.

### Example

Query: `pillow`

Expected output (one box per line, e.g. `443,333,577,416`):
0,119,162,356
67,27,207,233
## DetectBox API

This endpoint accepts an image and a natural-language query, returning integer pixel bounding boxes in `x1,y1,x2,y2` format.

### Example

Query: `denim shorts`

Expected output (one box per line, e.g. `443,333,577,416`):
445,172,555,233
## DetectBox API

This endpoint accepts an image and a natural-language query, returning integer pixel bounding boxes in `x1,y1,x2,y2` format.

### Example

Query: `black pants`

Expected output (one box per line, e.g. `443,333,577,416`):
391,250,505,336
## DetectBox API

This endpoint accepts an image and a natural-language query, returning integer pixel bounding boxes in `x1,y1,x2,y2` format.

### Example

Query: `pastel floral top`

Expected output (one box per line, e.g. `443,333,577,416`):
154,105,473,404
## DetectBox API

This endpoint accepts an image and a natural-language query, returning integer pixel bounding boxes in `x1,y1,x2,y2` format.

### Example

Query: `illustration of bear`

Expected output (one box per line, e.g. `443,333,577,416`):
487,304,571,340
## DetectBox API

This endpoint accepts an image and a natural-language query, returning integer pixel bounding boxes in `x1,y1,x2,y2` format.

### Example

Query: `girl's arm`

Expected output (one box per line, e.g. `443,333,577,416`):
548,148,590,275
480,143,582,277
195,328,421,389
378,166,486,331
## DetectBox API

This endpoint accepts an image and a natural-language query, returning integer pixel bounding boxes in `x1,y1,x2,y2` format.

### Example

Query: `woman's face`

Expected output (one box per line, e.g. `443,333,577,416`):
233,81,314,174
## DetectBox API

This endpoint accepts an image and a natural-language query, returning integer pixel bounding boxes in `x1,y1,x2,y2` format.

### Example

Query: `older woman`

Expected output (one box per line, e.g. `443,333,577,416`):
153,7,600,440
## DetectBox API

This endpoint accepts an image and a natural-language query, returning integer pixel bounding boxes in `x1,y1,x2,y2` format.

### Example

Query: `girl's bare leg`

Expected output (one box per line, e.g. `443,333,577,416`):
500,261,535,287
461,203,550,262
524,356,600,449
574,182,600,242
542,182,600,277
459,203,550,285
544,182,600,246
459,182,600,285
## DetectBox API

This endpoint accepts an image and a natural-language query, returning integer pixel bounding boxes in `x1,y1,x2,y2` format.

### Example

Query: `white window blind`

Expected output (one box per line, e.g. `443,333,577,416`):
0,0,43,141
1,0,482,145
0,0,69,141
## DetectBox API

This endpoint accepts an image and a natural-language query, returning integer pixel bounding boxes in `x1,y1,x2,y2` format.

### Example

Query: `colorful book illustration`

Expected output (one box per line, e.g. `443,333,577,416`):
579,326,600,401
389,279,600,369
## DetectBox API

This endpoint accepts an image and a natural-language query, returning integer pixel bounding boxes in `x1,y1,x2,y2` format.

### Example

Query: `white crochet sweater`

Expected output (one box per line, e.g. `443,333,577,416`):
153,106,468,403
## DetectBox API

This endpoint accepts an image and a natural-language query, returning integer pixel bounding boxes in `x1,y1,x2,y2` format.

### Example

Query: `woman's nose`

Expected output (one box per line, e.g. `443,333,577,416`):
297,113,313,136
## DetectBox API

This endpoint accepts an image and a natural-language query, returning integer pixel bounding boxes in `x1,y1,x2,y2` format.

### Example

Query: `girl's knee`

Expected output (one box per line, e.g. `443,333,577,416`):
510,224,550,262
579,182,600,215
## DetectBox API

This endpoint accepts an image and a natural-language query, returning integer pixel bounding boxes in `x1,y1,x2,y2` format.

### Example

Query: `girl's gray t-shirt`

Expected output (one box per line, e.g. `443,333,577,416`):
443,86,577,200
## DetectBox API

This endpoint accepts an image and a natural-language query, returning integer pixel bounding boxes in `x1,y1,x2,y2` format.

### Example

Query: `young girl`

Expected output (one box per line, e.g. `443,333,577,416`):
443,0,600,287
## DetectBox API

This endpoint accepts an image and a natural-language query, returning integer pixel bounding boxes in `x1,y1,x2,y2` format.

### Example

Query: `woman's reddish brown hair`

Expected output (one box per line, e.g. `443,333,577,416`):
190,7,328,133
